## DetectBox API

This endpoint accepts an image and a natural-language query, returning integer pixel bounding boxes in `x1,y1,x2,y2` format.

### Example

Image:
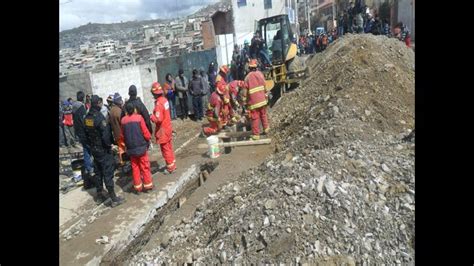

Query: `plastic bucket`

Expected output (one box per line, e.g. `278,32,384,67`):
206,135,220,158
71,159,84,182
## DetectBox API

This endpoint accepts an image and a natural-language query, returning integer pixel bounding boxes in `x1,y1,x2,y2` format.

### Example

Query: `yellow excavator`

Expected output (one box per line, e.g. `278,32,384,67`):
253,14,308,106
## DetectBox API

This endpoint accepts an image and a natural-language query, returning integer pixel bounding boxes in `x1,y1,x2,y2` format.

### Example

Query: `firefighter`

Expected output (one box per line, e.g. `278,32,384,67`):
203,83,227,136
215,65,229,88
150,82,177,174
226,80,245,124
84,95,125,207
242,59,270,140
120,101,153,193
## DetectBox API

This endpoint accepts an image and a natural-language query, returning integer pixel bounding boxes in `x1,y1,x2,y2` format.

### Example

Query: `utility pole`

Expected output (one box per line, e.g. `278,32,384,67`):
332,0,337,30
306,0,311,33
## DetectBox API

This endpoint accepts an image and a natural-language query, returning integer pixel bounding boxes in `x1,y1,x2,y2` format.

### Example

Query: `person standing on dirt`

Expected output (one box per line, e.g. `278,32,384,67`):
62,100,76,147
85,94,91,111
109,93,126,165
121,85,153,136
242,59,270,140
72,91,94,175
59,99,67,147
84,95,125,207
239,40,250,80
150,82,177,174
189,69,205,121
208,62,217,94
120,101,153,193
175,69,189,120
200,69,211,117
163,73,177,120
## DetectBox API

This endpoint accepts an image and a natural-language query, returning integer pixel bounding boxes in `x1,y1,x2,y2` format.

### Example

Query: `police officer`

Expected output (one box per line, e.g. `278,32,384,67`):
84,95,125,207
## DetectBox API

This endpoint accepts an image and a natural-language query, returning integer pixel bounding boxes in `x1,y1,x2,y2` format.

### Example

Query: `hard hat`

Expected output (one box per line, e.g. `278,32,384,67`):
219,65,229,74
216,83,226,95
150,82,163,95
248,59,258,68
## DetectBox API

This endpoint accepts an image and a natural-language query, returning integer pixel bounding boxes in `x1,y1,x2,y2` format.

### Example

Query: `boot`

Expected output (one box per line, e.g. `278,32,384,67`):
94,190,108,205
107,187,125,208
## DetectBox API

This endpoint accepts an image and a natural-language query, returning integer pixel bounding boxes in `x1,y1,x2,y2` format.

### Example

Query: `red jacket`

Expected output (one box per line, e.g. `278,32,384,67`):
63,113,73,126
206,91,224,122
150,96,173,144
120,113,151,156
243,70,268,110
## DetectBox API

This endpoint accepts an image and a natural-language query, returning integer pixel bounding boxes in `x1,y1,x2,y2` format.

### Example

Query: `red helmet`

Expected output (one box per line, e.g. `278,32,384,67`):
216,83,226,95
150,82,163,95
219,65,229,74
248,59,258,68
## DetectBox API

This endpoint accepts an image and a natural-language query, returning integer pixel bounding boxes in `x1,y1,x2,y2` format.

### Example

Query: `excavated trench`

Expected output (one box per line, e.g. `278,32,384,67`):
100,161,219,265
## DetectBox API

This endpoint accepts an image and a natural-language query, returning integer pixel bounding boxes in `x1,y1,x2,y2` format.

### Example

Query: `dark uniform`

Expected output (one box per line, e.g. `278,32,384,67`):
84,96,124,207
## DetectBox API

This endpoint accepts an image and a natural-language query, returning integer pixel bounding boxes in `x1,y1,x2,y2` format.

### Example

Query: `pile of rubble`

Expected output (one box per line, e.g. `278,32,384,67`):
130,34,415,265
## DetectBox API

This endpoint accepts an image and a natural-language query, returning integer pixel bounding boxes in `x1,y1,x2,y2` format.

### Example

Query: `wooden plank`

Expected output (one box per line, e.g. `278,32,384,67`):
216,131,253,139
197,138,272,149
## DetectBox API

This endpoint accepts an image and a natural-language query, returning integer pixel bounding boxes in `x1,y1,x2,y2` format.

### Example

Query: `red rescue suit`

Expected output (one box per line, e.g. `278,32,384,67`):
243,70,269,137
151,96,176,173
120,114,153,192
203,91,225,136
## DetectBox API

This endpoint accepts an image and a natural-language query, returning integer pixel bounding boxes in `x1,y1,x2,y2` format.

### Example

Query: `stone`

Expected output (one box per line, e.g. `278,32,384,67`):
192,249,202,261
186,253,193,264
264,199,277,210
263,216,270,227
219,251,227,263
381,164,391,173
233,196,243,204
324,179,336,198
286,228,292,233
303,204,312,214
233,184,241,193
324,95,330,101
283,187,294,196
160,233,171,248
249,223,254,230
294,185,301,194
95,235,109,244
365,110,371,116
303,214,314,225
317,175,327,193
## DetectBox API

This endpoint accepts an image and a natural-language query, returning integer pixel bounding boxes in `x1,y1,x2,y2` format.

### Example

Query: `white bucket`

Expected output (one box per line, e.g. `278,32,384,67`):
206,135,220,158
72,170,82,182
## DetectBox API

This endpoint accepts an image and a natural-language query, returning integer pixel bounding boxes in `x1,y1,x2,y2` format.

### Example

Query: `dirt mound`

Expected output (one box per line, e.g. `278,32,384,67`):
272,33,414,152
130,34,415,265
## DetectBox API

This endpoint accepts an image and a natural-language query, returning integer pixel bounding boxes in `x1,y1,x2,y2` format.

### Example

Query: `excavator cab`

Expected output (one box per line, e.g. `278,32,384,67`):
255,15,308,106
257,15,292,66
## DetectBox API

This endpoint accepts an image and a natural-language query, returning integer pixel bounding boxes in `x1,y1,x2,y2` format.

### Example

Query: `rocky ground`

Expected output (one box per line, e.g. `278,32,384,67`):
130,34,415,265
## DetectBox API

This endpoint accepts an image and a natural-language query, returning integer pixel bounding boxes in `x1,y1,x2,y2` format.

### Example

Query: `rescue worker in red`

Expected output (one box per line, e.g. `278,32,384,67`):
121,101,153,193
215,65,229,88
226,80,245,124
150,82,177,174
203,83,227,136
242,59,270,140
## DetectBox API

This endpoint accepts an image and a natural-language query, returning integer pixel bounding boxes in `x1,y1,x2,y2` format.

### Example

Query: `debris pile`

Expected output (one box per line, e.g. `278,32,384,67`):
131,34,415,264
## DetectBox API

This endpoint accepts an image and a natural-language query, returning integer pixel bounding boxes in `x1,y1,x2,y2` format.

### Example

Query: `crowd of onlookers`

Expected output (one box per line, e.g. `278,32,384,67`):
297,1,412,55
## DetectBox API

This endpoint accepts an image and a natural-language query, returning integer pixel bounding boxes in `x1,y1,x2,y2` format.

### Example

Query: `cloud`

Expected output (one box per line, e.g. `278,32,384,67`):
60,0,219,31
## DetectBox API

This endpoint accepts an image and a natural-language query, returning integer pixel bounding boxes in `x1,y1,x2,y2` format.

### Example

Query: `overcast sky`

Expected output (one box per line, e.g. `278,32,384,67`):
60,0,219,32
